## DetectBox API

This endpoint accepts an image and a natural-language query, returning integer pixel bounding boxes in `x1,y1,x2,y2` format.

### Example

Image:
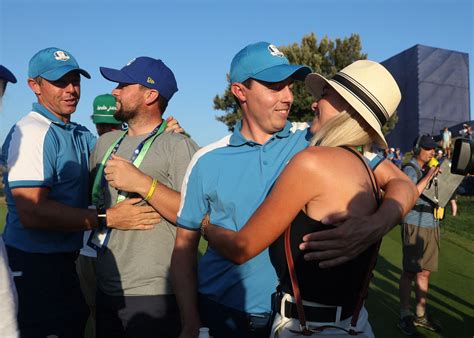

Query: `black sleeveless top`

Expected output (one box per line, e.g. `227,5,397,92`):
269,212,373,312
269,147,380,313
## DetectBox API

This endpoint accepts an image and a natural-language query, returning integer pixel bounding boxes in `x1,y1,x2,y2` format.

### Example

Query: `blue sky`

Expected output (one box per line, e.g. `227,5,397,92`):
0,0,472,147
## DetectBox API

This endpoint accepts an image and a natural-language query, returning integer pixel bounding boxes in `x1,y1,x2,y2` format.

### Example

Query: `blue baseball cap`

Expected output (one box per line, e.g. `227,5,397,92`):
0,65,17,83
100,57,178,101
28,47,90,81
230,41,311,84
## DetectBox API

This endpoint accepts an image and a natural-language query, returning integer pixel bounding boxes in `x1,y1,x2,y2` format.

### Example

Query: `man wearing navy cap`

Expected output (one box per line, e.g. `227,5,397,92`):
398,135,442,335
0,64,17,82
90,56,199,337
0,65,17,103
1,48,162,338
171,42,417,337
0,64,19,338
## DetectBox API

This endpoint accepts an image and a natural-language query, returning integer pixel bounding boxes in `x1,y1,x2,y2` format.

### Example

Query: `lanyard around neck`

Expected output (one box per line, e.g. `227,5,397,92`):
91,121,167,207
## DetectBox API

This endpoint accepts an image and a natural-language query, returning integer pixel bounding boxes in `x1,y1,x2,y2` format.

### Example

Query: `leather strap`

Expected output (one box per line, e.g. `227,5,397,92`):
340,146,382,333
283,146,382,336
284,226,312,335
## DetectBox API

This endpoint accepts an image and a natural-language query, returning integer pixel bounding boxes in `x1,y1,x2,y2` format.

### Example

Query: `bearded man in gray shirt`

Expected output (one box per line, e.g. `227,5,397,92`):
90,56,198,338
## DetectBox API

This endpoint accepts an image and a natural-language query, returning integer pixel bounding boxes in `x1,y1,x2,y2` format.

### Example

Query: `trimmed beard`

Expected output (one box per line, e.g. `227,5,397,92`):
114,107,136,123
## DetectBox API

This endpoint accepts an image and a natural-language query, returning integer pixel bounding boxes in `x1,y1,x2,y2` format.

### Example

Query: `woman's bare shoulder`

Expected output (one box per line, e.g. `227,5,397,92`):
281,148,334,185
291,146,346,167
290,147,366,181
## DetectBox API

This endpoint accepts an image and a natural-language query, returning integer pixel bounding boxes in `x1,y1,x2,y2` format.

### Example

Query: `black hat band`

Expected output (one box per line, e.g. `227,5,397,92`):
331,73,388,126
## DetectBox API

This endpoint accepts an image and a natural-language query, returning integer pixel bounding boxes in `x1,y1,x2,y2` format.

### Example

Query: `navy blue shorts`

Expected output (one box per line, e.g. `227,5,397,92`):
6,245,89,338
198,294,271,338
96,289,181,338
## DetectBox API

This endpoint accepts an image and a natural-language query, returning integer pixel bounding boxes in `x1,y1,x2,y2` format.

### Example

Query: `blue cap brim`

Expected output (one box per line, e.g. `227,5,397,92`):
251,64,311,83
100,67,136,84
41,65,91,81
0,65,17,83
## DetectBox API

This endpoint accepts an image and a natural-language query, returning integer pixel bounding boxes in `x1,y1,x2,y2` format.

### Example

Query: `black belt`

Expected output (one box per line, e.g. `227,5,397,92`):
198,294,271,331
412,204,434,213
281,299,353,322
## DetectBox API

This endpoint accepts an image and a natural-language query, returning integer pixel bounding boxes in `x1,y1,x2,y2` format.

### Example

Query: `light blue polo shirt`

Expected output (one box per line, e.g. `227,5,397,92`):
2,103,96,253
403,159,437,228
177,120,384,314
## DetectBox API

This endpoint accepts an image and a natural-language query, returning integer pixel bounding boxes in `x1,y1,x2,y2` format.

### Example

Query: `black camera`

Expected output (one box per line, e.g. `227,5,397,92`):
451,138,474,175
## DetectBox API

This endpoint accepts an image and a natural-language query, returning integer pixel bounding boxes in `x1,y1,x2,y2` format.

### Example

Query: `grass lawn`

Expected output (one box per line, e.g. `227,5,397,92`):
367,196,474,337
1,197,473,337
368,227,474,337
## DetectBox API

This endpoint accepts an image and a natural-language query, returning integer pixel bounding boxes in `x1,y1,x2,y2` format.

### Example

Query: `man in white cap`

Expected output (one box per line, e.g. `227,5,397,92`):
171,41,417,337
1,47,161,338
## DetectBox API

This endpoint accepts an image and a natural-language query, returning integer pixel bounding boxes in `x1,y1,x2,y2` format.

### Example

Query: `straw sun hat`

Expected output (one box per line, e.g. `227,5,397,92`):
305,60,401,148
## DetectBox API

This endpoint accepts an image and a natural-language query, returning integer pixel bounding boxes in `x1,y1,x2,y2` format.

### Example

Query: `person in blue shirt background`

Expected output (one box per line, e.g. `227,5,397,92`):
393,147,403,168
398,135,442,336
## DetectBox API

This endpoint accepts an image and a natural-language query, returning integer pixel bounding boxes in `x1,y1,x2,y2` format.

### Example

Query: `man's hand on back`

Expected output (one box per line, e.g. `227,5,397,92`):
299,212,383,268
165,115,185,134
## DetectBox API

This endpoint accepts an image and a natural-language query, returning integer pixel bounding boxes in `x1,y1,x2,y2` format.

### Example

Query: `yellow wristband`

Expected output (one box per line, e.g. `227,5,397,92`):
144,178,158,201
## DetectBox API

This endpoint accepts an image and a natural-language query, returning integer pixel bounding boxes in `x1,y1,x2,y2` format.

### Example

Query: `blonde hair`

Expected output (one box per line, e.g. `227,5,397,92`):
309,107,381,152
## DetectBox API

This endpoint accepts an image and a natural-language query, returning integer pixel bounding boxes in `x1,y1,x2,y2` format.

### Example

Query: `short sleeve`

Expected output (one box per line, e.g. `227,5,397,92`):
176,155,209,231
363,151,384,170
7,123,57,189
167,137,200,192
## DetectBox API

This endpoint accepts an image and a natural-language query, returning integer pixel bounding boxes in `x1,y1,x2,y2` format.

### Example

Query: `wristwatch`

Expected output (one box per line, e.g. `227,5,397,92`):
97,208,107,230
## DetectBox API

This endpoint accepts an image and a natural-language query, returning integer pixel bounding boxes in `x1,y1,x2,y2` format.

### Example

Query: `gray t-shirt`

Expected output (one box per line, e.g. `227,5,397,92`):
90,130,199,296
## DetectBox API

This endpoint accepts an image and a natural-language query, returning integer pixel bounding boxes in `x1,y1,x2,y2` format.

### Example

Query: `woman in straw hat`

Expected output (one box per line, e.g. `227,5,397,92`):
202,60,401,337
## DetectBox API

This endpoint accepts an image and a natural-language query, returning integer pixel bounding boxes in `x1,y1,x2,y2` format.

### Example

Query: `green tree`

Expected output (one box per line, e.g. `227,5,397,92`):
214,33,368,131
382,111,398,136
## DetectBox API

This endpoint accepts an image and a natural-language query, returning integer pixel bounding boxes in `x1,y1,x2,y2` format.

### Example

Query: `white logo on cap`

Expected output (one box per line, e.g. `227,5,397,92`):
126,58,136,66
54,51,70,61
97,105,117,112
268,45,284,57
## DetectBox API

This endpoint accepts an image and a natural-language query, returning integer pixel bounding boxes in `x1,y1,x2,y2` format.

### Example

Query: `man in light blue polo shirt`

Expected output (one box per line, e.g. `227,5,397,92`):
171,41,417,338
1,47,161,338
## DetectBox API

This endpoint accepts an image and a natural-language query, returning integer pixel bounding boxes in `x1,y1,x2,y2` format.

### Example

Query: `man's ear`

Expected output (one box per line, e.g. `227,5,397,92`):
145,89,159,105
28,78,41,95
231,83,247,103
